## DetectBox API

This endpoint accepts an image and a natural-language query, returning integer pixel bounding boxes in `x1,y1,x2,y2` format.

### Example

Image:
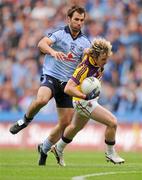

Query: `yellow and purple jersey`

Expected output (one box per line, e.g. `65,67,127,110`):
71,54,104,101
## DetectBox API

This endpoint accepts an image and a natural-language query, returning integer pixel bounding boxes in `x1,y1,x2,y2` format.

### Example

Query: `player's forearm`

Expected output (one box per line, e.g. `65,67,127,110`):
64,85,86,99
39,44,55,55
65,79,86,99
37,37,55,55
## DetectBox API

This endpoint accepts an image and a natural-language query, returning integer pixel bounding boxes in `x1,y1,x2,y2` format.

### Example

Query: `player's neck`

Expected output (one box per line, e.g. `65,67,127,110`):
69,26,80,39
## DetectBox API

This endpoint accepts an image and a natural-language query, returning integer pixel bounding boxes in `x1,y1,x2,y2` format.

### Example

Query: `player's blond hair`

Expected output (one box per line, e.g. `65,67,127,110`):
89,37,112,59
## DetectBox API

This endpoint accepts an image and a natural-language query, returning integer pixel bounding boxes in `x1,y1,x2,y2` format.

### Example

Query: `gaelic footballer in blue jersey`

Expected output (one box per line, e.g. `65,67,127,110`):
52,38,125,166
9,5,91,166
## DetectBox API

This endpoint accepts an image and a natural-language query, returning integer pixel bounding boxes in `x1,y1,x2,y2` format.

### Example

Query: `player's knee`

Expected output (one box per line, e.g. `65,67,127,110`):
59,120,70,129
59,115,72,128
108,116,117,129
36,97,49,107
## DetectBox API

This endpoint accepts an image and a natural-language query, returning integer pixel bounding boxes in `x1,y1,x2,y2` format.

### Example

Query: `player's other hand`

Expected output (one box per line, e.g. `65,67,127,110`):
85,89,100,100
51,51,67,61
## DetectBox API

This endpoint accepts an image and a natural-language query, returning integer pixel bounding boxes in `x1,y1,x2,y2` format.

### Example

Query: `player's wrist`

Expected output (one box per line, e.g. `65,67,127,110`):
50,49,56,57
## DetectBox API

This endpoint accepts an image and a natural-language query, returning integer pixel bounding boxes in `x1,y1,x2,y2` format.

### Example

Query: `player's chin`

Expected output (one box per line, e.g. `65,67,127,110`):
73,27,81,32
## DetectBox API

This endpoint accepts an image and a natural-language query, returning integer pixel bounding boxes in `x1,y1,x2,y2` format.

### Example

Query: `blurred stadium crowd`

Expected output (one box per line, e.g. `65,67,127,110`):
0,0,142,116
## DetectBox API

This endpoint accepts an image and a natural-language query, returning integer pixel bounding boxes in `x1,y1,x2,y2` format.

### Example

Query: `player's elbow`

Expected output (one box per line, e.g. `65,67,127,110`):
64,84,74,96
37,37,50,53
37,38,44,49
64,84,71,95
37,40,43,53
64,79,77,96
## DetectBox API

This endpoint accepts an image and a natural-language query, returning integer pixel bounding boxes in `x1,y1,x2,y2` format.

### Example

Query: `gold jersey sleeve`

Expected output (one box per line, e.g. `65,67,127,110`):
72,64,89,84
72,64,88,101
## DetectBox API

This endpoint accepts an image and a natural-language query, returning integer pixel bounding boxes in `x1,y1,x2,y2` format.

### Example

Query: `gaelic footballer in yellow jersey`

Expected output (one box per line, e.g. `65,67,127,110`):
71,53,104,101
53,37,125,165
65,37,112,104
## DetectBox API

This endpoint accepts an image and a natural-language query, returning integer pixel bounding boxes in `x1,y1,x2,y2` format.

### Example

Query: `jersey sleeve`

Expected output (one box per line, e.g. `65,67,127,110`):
47,29,63,43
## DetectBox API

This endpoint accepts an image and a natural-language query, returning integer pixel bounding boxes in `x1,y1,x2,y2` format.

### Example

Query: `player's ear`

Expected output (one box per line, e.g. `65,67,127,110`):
89,48,97,58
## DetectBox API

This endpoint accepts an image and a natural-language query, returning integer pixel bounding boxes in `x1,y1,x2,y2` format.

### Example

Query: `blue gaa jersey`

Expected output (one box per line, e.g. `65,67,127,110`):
42,26,91,82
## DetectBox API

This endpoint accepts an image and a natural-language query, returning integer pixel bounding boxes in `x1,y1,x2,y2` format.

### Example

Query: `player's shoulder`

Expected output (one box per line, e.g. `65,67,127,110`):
79,33,91,46
48,26,65,34
81,33,90,42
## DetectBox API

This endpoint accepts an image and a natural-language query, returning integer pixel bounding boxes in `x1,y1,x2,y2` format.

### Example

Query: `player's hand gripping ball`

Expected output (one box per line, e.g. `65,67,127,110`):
81,77,101,100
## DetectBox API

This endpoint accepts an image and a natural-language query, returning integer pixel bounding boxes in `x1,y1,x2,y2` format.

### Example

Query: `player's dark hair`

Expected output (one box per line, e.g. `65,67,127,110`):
67,5,86,18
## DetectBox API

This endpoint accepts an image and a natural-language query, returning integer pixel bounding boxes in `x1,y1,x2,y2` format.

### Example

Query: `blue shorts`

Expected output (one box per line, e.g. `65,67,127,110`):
40,74,73,108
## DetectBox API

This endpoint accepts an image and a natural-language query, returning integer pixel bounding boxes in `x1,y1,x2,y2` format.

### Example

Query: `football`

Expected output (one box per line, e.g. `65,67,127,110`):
81,77,101,95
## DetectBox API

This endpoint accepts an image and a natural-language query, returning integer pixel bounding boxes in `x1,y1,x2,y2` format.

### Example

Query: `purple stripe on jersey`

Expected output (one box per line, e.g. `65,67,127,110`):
76,65,87,81
71,76,80,85
88,66,99,77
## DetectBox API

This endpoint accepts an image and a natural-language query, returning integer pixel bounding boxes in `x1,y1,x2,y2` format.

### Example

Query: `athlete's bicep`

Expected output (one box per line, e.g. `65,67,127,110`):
38,36,53,47
37,36,55,54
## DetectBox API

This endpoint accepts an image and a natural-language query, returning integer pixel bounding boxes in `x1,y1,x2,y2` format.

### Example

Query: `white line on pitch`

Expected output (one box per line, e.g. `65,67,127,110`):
72,170,142,180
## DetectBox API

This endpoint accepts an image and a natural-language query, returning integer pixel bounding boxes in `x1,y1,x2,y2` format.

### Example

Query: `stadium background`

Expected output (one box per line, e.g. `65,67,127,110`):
0,0,142,151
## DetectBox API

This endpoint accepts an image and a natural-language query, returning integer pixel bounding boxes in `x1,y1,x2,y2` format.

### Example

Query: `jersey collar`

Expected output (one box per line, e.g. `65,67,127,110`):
64,26,83,40
88,55,99,67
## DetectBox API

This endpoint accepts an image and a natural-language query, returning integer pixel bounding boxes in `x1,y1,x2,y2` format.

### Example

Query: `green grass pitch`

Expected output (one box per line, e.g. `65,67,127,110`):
0,149,142,180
